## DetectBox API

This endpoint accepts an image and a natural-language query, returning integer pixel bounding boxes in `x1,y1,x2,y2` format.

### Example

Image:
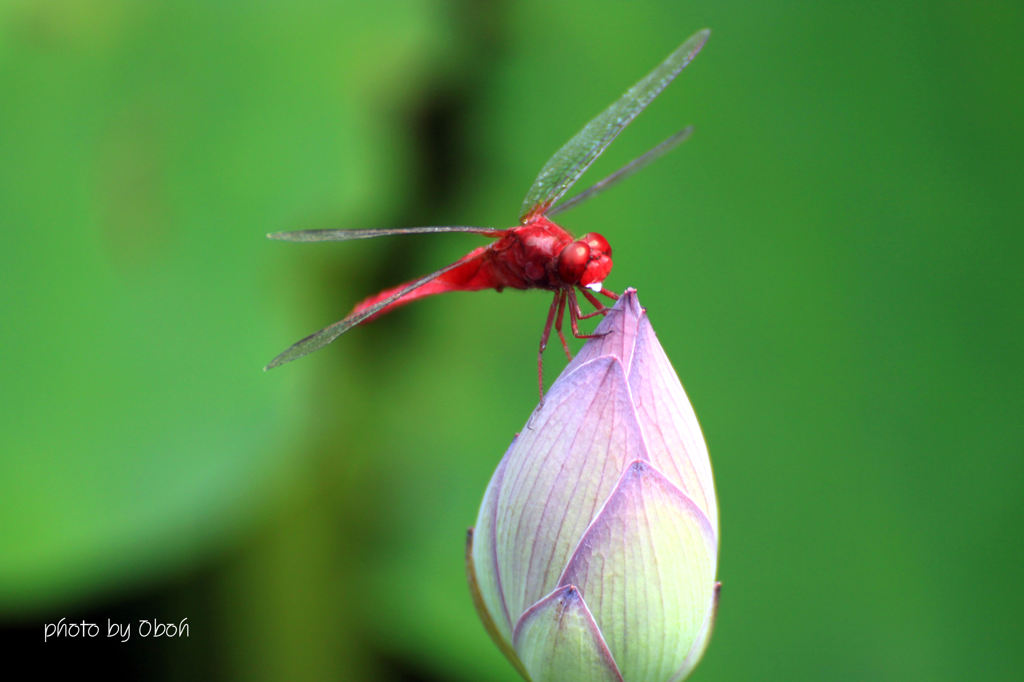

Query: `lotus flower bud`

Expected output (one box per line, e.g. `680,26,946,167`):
467,289,719,682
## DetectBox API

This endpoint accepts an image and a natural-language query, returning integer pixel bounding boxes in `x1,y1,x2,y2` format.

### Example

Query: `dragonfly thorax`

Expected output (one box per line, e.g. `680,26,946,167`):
509,218,613,291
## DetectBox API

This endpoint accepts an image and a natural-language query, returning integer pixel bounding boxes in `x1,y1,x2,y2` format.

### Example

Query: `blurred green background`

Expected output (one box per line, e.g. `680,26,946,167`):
2,0,1022,679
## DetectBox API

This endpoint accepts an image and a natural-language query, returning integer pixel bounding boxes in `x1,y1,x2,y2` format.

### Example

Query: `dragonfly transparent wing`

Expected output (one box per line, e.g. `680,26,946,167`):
547,126,693,217
264,257,470,370
268,226,505,242
519,28,709,222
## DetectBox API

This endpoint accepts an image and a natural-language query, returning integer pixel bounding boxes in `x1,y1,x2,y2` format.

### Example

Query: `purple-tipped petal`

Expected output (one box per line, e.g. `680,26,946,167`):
512,585,623,682
469,451,515,641
671,582,721,682
494,356,648,621
558,461,716,682
563,288,645,376
467,524,530,680
628,310,718,533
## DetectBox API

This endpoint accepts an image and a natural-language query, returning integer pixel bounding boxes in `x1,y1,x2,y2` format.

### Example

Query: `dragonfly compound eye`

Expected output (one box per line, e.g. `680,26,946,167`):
580,252,613,290
579,232,611,258
573,233,613,290
557,241,590,284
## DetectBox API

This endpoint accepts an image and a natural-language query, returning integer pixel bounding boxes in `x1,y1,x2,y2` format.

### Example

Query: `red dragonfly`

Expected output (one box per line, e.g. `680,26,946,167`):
266,29,710,394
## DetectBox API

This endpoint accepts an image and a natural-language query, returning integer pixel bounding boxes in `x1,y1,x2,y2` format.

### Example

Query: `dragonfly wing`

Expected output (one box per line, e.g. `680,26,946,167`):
269,226,505,242
519,28,709,222
263,258,467,371
547,126,693,217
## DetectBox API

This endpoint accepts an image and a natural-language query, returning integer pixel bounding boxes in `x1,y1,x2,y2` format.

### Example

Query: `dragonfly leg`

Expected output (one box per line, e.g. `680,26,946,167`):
538,292,561,398
579,287,609,316
568,289,607,340
554,290,572,359
599,287,619,301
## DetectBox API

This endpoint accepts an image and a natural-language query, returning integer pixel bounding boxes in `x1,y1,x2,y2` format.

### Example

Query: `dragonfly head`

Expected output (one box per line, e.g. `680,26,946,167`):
557,232,613,290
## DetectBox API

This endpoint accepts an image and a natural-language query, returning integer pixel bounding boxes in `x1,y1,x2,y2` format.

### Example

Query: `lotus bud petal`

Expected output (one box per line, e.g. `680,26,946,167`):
467,289,719,682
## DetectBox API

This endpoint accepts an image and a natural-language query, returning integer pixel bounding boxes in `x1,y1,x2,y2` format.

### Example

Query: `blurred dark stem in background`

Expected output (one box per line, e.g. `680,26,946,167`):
340,0,509,351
